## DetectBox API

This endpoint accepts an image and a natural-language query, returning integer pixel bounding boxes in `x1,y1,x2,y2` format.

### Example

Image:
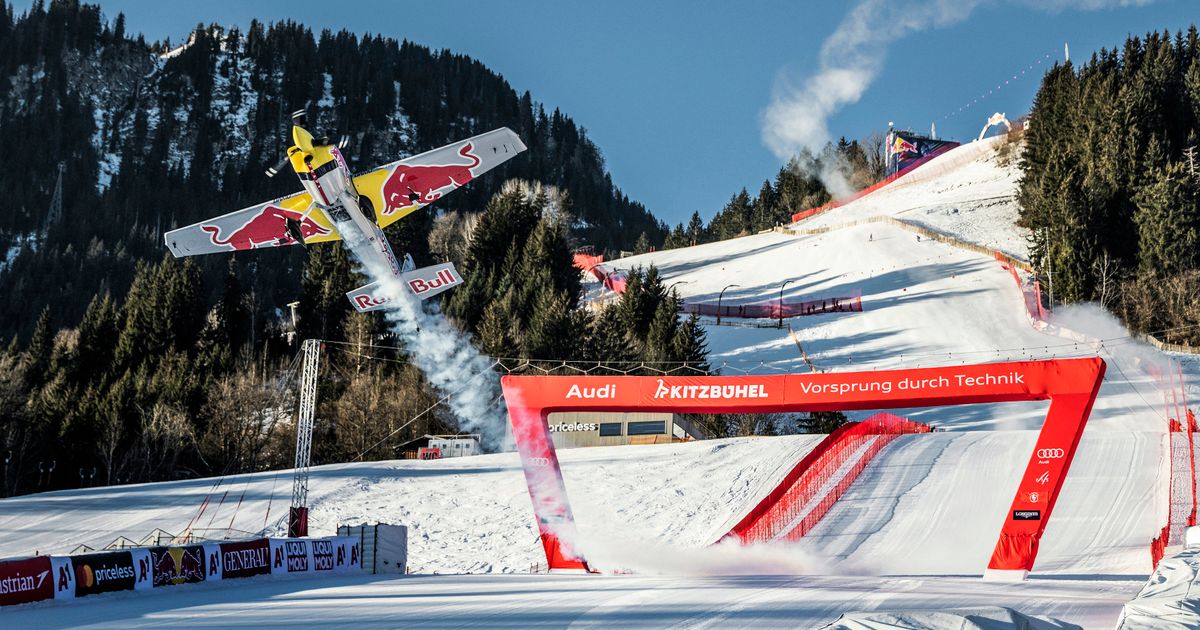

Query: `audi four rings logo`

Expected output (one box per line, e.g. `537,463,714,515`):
1037,448,1065,459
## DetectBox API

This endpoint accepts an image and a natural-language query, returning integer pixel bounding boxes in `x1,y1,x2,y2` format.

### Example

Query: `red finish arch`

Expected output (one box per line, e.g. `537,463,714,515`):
501,358,1106,578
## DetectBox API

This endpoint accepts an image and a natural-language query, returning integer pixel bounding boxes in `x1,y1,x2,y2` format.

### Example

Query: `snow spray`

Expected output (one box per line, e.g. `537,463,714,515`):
575,535,835,576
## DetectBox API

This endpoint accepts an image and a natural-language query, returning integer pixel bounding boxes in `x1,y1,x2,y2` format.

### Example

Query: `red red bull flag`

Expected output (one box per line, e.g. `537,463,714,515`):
886,131,958,176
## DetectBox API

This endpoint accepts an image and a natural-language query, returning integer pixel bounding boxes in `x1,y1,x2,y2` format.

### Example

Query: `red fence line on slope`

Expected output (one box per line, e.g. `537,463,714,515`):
1149,360,1197,569
789,145,958,224
681,292,863,320
721,413,931,545
995,254,1045,323
572,253,628,294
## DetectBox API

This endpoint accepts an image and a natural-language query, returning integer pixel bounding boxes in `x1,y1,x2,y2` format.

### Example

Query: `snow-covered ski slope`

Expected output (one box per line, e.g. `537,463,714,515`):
0,436,823,573
0,572,1139,629
801,134,1030,260
0,135,1181,626
597,135,1175,577
795,431,1162,576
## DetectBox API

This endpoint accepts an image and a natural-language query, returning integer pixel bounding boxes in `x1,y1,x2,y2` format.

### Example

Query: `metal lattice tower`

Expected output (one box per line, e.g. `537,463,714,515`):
291,339,320,511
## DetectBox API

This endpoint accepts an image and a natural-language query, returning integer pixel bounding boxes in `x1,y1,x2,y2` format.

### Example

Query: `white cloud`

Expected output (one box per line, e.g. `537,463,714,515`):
762,0,1157,194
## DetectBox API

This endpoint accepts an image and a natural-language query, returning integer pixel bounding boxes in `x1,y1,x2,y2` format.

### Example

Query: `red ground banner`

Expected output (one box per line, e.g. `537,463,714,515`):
501,358,1106,577
0,556,53,606
219,539,271,579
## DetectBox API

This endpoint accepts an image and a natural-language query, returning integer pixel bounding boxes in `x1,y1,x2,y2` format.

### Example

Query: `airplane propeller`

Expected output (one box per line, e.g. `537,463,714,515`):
265,155,290,178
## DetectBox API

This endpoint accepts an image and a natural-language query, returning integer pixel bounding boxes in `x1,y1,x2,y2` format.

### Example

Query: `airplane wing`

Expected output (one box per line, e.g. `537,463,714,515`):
164,127,526,257
353,127,527,230
164,191,341,257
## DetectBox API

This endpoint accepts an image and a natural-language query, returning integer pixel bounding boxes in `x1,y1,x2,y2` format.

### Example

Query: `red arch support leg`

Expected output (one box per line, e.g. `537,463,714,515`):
508,405,587,571
985,390,1104,579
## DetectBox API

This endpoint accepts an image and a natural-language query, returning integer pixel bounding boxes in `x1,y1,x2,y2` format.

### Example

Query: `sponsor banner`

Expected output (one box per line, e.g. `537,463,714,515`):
506,402,588,571
310,538,336,572
50,556,74,599
332,536,362,574
130,548,153,591
150,545,206,587
644,376,778,408
71,551,136,597
0,556,53,607
783,367,1038,410
219,539,270,580
270,538,313,575
204,543,224,582
548,422,598,433
507,360,1106,413
886,131,959,175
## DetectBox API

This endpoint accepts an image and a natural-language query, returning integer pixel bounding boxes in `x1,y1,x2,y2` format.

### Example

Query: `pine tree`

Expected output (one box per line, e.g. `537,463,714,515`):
21,306,53,390
216,258,250,352
477,294,521,359
686,211,705,246
645,291,681,364
1134,160,1200,276
673,314,710,373
633,232,651,254
76,293,118,384
524,287,572,362
585,305,634,367
799,411,847,434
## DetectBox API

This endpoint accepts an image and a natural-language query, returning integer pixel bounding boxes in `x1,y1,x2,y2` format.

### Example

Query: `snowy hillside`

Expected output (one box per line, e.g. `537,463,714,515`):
801,135,1030,260
0,436,822,574
0,133,1186,628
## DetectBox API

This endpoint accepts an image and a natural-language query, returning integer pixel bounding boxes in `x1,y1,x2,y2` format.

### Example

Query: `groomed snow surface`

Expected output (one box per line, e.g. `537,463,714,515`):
0,137,1186,627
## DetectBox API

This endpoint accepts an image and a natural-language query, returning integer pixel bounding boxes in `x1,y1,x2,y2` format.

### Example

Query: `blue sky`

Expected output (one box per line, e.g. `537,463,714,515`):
33,1,1200,225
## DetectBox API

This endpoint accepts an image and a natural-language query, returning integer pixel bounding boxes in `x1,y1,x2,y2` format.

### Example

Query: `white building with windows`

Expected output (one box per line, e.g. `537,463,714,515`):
544,412,706,448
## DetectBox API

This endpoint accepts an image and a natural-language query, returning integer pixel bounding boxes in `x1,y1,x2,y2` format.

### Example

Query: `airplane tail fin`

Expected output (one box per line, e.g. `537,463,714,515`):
345,262,464,313
347,281,388,313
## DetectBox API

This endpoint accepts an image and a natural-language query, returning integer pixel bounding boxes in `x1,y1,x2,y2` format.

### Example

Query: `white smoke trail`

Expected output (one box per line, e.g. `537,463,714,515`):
762,0,1155,197
338,230,509,450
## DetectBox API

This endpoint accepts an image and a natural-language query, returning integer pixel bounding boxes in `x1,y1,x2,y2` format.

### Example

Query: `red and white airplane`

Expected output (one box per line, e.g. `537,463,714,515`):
165,109,525,311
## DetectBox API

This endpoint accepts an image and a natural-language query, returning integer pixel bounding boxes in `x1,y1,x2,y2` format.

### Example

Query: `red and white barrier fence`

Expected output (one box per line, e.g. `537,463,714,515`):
1147,358,1197,569
573,253,628,294
721,413,930,544
790,143,959,224
0,536,361,608
682,292,863,320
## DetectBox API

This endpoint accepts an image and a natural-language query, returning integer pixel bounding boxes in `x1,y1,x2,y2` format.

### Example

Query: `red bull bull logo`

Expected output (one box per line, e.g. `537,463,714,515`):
201,206,331,250
380,143,481,215
891,136,918,156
